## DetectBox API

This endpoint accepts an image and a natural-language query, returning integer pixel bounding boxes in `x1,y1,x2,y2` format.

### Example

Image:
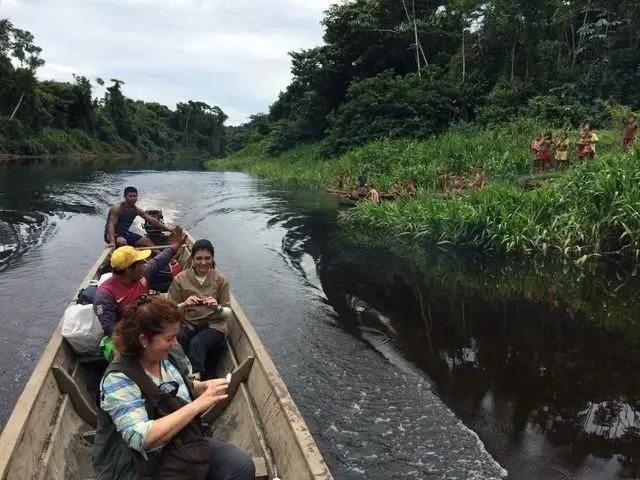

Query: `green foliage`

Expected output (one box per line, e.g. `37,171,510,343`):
323,70,461,155
212,117,640,261
224,0,640,156
340,150,640,260
0,20,229,161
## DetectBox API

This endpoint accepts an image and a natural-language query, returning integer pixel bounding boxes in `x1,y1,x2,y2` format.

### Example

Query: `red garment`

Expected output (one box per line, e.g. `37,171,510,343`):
98,275,149,323
539,149,550,161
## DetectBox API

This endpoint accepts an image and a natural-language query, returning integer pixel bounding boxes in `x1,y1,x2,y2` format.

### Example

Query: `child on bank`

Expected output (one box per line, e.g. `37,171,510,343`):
555,133,569,170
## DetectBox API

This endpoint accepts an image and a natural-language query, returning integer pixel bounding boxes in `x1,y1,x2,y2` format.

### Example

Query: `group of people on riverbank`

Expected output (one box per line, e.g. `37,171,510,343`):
89,186,255,480
530,124,599,173
336,173,419,203
335,167,487,203
530,116,638,173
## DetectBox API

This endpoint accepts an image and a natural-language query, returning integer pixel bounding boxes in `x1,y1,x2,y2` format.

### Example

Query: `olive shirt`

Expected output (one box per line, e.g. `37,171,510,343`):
168,268,231,335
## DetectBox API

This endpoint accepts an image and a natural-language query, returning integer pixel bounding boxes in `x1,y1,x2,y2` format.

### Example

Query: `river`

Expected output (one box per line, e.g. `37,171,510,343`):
0,164,638,479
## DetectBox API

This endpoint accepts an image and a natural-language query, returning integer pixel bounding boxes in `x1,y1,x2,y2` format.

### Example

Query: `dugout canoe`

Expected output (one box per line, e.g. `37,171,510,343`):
0,230,332,480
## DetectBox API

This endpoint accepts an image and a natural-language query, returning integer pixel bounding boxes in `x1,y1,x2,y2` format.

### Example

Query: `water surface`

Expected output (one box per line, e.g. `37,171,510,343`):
0,165,504,479
1,163,638,478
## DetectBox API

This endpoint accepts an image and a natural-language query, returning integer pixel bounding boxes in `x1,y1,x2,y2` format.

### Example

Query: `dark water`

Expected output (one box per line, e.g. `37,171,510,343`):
0,164,638,479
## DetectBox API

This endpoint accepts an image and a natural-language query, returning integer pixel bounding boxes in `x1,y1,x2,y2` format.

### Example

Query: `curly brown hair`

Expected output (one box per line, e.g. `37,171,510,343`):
112,295,182,356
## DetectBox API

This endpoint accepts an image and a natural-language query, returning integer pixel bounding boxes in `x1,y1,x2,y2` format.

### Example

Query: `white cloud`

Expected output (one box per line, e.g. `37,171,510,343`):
2,0,336,124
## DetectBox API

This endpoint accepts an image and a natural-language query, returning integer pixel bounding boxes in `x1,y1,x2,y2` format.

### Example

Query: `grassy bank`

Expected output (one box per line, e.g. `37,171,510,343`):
208,119,640,261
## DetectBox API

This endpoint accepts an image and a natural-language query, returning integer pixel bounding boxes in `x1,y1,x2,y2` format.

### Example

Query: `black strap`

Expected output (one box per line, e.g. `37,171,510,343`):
101,352,195,405
104,355,166,407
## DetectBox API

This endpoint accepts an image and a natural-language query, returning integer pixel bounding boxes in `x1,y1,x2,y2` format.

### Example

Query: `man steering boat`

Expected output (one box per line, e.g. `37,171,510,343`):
104,186,178,247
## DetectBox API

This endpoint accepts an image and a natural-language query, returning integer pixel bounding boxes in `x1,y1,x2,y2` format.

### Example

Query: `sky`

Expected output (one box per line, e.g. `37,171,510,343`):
2,0,336,124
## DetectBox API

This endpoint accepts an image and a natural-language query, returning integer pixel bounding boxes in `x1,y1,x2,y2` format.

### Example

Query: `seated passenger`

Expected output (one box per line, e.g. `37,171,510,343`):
94,227,187,360
92,295,255,480
168,240,232,381
105,186,178,247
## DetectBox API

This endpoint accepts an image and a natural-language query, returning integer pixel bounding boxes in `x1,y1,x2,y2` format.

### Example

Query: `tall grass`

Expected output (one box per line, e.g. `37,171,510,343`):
340,152,640,260
210,118,640,260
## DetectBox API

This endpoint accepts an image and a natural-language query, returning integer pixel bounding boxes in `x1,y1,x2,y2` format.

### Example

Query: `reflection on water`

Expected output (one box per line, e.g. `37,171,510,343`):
319,239,640,479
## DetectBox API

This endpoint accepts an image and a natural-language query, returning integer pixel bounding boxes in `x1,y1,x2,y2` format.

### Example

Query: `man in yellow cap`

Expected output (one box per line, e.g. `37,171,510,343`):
93,227,187,343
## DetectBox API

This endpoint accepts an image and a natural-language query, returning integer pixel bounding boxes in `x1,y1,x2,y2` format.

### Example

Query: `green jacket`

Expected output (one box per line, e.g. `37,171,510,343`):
91,346,193,480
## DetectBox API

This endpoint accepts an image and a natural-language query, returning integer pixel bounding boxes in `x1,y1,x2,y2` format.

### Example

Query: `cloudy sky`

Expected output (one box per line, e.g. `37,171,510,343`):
2,0,335,124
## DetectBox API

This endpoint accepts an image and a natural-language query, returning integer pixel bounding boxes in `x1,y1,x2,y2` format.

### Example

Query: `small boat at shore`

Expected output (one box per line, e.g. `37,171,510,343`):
0,227,332,480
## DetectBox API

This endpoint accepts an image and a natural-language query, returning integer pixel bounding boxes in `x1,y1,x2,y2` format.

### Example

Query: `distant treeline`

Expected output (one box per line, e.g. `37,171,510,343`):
0,19,230,162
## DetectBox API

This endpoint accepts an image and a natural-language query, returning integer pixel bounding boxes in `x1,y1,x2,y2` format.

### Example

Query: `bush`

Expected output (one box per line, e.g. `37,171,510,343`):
323,70,461,156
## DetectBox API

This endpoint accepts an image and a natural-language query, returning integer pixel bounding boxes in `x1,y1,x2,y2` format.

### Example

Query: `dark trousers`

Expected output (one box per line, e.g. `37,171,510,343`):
207,437,255,480
177,326,226,380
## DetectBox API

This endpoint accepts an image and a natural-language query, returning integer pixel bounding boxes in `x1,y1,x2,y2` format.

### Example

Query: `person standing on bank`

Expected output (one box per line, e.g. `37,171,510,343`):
168,240,232,381
93,295,254,480
105,186,178,248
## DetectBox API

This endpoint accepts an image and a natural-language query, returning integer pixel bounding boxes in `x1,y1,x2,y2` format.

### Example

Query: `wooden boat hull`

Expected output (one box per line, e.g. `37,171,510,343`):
0,233,332,480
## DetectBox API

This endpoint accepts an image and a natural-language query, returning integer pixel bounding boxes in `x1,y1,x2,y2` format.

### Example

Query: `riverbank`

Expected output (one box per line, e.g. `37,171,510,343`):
209,119,640,262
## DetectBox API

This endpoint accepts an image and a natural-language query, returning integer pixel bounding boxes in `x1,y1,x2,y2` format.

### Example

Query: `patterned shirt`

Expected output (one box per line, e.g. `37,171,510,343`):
100,358,192,459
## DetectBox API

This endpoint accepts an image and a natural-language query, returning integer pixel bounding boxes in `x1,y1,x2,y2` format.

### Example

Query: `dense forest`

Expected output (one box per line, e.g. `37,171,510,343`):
227,0,640,156
0,19,229,160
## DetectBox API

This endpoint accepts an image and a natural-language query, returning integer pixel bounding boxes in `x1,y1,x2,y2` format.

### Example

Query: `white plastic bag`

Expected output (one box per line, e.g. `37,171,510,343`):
61,304,104,355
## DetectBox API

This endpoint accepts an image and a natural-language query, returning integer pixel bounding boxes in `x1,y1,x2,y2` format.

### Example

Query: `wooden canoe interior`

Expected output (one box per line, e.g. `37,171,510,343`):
0,233,332,480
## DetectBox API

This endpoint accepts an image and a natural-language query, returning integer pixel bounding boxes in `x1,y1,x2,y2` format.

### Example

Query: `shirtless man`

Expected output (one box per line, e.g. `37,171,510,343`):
623,115,637,150
452,176,462,193
555,133,569,170
406,179,418,196
366,185,380,202
393,179,402,198
436,168,447,193
473,168,486,191
530,134,542,173
104,186,176,248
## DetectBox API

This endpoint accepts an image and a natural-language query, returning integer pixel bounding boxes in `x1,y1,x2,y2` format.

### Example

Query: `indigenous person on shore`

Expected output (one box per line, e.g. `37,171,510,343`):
406,178,418,196
436,168,447,193
555,133,569,170
393,179,402,198
105,186,177,248
530,134,542,172
582,132,595,160
358,173,367,196
452,176,462,193
577,132,589,161
473,168,486,191
92,295,255,480
539,132,553,171
335,173,345,190
345,183,360,201
366,184,380,202
168,240,232,381
584,123,599,157
623,115,637,150
94,227,188,360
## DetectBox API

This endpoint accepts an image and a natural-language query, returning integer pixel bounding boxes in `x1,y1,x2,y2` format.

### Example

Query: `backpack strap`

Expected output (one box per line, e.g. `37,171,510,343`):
103,355,165,407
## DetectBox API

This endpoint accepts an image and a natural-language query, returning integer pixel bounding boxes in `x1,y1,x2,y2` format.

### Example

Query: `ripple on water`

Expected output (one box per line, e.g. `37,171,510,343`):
0,168,507,479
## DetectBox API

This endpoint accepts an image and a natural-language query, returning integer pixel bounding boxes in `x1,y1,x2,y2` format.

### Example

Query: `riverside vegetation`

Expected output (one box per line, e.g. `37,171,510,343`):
212,0,640,263
213,113,640,262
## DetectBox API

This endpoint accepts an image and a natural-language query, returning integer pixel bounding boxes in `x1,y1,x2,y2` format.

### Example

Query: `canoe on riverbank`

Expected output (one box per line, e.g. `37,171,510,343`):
0,230,332,480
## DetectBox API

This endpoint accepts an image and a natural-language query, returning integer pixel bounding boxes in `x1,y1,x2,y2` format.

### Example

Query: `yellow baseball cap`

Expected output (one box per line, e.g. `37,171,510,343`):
110,246,151,270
